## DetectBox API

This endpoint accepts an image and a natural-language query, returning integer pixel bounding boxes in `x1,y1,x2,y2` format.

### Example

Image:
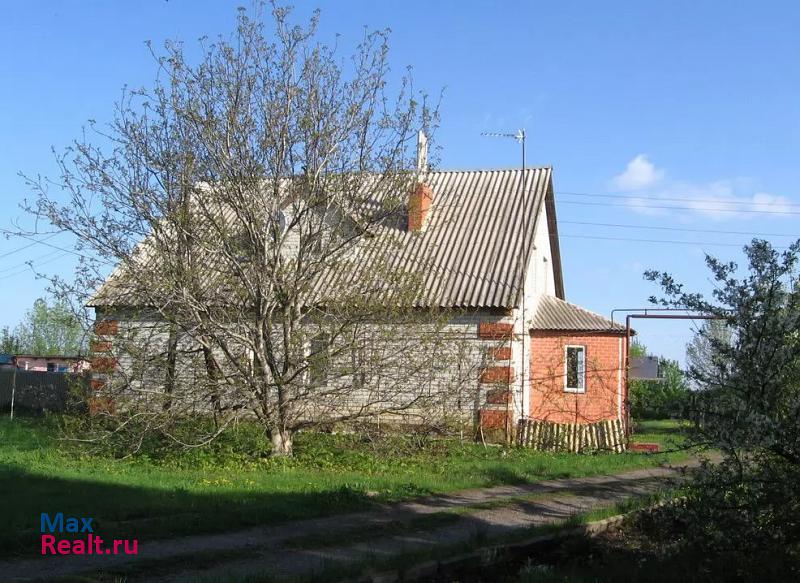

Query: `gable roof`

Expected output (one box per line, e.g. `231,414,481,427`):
531,295,625,333
312,167,563,309
90,167,565,310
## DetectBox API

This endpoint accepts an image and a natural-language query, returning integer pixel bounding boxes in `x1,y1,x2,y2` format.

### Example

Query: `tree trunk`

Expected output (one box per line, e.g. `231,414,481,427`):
202,339,223,427
270,427,293,456
163,323,179,411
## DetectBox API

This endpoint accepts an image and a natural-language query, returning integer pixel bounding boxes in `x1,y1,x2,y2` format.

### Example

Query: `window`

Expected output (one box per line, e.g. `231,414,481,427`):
564,345,586,393
308,334,330,387
47,363,56,373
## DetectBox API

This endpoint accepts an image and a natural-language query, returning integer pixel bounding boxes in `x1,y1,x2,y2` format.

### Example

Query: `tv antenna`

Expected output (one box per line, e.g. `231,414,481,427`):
481,129,529,443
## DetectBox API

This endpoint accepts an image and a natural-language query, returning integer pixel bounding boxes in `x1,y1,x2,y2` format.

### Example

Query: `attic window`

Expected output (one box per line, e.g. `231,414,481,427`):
564,345,586,393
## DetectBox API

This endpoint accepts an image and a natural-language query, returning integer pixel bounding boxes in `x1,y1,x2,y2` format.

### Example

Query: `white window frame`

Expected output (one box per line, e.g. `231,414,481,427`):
564,345,586,393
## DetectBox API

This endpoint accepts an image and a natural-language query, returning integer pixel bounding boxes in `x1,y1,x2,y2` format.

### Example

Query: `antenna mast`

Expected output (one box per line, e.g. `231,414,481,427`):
481,129,528,443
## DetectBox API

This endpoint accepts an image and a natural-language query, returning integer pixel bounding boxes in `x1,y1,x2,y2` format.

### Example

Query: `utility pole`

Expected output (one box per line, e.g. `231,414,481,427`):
482,129,527,444
10,357,17,421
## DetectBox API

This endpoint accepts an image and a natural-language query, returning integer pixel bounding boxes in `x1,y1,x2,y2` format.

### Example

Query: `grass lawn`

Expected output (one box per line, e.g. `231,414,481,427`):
0,415,689,558
630,418,689,450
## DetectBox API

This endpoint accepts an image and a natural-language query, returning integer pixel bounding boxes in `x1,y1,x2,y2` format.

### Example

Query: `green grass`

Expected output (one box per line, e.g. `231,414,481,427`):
631,419,690,451
0,415,689,559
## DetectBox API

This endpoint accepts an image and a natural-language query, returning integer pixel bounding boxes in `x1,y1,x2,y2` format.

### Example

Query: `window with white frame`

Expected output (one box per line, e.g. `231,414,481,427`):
564,345,586,393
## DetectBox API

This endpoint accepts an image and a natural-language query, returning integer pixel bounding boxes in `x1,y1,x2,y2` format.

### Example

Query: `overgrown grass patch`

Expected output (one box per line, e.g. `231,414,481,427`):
631,418,690,451
1,414,690,558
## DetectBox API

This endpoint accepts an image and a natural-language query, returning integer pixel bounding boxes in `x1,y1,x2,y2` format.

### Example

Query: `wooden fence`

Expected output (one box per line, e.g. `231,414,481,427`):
516,418,627,453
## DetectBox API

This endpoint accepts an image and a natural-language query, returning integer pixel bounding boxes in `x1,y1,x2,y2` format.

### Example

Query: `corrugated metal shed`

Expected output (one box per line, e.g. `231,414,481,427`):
531,295,625,332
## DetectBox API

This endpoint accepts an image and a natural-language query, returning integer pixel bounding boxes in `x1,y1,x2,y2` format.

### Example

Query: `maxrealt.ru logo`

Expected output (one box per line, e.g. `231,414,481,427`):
40,513,138,556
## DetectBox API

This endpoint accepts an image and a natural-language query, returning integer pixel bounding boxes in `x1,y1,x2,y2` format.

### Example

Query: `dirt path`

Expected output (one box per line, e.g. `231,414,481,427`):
1,462,692,582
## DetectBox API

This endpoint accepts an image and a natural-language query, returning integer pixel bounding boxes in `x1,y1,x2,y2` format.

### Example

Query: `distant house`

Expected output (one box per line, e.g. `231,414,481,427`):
0,354,15,371
90,162,631,436
630,355,662,381
5,354,90,374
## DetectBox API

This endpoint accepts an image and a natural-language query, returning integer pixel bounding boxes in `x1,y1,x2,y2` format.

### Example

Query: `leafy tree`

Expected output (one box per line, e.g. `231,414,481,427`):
13,298,85,356
629,357,690,420
1,326,20,354
646,239,800,573
685,318,733,388
628,340,690,420
629,339,647,358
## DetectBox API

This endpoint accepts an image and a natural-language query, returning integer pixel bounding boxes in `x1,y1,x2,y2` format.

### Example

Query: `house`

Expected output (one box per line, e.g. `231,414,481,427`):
5,354,90,373
88,160,630,437
0,354,14,371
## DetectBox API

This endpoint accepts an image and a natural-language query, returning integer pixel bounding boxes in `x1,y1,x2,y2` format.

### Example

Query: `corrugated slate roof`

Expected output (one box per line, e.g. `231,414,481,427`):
91,168,565,310
531,295,626,332
311,168,561,308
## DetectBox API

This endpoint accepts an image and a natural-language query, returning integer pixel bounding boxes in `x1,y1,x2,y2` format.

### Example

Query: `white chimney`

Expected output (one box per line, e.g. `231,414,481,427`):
416,130,428,174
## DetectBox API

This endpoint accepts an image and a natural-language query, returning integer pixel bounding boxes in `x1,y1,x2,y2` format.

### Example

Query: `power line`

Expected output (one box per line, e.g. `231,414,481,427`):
560,233,792,249
0,249,65,275
0,232,61,260
556,199,800,215
558,189,800,210
560,220,798,238
0,251,72,281
0,228,106,262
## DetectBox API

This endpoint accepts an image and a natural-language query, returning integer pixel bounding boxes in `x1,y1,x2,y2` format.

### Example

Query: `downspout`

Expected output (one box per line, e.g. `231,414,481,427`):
617,336,623,424
625,315,632,437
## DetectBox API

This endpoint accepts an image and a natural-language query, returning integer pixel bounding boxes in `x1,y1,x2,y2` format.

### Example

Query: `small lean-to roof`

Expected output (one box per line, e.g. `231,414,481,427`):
531,295,626,333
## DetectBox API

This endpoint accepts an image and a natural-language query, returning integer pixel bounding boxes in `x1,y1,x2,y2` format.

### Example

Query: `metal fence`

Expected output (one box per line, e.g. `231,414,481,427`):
0,370,89,413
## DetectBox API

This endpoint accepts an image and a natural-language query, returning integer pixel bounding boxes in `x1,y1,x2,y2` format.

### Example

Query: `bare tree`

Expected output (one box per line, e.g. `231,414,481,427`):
23,4,474,456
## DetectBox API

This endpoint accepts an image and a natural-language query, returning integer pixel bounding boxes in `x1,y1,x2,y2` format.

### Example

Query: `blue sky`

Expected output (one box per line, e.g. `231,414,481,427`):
1,1,799,363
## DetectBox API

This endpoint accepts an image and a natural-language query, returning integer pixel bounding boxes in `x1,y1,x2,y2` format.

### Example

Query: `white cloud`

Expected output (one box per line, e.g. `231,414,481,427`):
660,181,796,221
612,154,664,191
610,157,797,221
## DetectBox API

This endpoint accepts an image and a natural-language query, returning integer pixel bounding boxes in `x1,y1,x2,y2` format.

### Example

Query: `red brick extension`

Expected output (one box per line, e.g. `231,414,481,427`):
529,330,625,425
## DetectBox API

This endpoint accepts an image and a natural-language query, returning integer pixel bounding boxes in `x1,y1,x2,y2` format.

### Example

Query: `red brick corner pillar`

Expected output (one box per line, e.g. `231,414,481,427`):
88,318,119,415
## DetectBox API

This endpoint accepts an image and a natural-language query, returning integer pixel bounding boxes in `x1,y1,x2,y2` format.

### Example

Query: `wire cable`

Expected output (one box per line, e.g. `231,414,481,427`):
0,232,61,259
557,189,800,210
556,199,800,215
560,233,792,249
560,220,798,238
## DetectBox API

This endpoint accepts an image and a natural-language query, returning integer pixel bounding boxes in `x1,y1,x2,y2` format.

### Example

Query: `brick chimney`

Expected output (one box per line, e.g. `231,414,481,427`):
408,182,433,232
